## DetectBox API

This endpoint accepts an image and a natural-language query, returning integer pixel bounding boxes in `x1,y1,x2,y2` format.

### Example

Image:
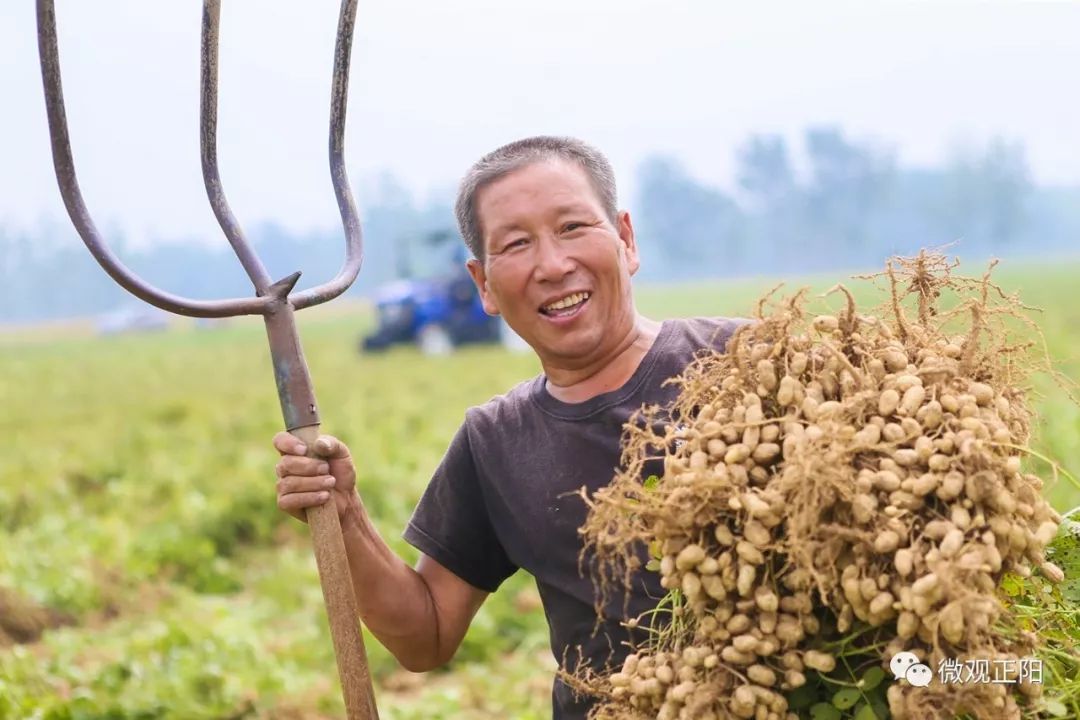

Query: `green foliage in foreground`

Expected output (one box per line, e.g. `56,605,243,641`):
783,516,1080,720
1,263,1077,718
0,321,552,718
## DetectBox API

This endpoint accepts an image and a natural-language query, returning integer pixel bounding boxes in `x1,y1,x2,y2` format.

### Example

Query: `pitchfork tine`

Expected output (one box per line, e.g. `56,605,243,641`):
199,1,274,296
35,0,270,319
38,0,362,316
200,0,363,307
291,0,364,311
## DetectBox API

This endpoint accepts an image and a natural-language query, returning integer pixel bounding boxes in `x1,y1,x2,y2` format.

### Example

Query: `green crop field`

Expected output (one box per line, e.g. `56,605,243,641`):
1,261,1077,719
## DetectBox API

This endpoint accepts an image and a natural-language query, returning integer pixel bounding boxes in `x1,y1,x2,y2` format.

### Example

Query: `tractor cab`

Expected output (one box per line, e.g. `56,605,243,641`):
361,232,504,355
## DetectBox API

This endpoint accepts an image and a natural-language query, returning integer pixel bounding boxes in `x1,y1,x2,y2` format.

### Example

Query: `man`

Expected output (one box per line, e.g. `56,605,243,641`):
272,136,742,718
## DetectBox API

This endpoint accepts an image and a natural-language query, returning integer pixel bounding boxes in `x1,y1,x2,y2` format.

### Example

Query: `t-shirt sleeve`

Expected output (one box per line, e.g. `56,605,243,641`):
403,421,518,593
705,316,754,352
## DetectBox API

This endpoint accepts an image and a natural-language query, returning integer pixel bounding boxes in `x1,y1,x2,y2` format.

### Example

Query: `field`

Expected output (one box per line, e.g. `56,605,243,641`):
1,262,1078,719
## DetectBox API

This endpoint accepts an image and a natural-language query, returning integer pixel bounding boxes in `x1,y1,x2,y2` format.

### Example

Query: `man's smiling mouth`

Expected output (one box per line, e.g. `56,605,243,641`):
539,291,591,317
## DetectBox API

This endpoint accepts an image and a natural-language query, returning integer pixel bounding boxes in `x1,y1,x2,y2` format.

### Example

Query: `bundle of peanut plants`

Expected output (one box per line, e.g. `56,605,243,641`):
574,252,1080,720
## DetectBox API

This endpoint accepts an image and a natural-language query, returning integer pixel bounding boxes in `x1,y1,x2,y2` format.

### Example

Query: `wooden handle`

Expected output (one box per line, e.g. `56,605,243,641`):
293,425,379,720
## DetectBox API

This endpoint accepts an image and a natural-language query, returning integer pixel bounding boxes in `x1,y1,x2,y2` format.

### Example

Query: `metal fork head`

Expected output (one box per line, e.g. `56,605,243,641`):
37,8,381,715
37,0,362,319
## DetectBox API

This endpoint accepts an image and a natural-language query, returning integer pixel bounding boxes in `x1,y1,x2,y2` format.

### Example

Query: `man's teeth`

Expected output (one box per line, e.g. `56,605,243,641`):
543,292,590,312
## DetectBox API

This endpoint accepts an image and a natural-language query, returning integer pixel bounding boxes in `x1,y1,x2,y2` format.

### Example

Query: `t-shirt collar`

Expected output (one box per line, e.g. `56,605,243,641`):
530,319,675,421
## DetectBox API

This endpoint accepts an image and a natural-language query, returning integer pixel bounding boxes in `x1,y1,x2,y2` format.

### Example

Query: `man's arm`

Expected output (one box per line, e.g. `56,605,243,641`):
339,494,488,672
274,432,487,673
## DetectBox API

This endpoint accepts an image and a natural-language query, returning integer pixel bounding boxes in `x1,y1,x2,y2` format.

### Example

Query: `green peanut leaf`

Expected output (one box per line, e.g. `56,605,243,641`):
648,538,662,560
859,667,886,691
1046,508,1080,604
811,702,843,720
853,702,882,720
785,681,818,710
999,572,1025,598
832,688,861,710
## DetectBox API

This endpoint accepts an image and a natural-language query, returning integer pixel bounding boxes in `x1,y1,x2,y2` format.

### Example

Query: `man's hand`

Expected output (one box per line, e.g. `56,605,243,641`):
273,432,360,528
269,430,489,673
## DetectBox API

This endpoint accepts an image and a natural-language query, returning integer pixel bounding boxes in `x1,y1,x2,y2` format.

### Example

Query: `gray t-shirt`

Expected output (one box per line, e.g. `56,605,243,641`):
404,317,744,719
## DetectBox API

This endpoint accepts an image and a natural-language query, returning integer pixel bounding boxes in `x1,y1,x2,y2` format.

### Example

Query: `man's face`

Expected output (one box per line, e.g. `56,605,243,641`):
466,159,640,366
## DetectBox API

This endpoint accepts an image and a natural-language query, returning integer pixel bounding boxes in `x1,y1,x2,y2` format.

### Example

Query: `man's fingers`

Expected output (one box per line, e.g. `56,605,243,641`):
276,455,330,477
277,489,332,513
277,475,337,495
273,431,308,456
273,433,350,524
313,434,351,460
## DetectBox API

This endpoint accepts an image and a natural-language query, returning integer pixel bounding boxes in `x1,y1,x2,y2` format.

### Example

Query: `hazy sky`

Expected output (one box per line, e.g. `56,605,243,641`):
2,1,1078,249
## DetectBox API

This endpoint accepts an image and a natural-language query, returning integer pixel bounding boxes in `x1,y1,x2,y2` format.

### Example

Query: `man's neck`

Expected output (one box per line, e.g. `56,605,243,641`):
542,315,663,404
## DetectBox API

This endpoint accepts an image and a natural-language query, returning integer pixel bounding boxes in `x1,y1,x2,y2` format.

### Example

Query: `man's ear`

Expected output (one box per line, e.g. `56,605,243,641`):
466,258,500,316
617,210,641,276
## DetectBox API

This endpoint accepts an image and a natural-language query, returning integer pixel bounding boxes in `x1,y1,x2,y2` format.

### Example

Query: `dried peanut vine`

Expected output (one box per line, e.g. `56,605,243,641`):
571,252,1075,720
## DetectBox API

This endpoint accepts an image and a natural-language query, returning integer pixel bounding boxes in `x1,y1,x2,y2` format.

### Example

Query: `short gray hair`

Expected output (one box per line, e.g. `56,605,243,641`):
454,136,619,261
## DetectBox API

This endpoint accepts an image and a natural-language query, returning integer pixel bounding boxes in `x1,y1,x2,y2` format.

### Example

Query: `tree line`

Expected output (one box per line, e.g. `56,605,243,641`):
3,127,1077,323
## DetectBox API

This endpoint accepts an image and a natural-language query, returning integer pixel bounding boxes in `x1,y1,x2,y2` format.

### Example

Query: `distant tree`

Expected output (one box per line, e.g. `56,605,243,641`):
735,135,799,267
737,134,796,211
802,126,896,264
1,143,1069,324
981,139,1030,247
635,156,745,280
938,138,1030,249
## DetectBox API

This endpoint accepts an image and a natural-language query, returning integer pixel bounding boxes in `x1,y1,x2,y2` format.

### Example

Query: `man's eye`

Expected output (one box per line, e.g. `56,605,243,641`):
563,222,586,233
505,238,528,250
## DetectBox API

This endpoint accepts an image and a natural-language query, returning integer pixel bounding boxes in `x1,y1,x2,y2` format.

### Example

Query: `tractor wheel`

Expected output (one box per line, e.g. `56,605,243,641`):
417,324,453,356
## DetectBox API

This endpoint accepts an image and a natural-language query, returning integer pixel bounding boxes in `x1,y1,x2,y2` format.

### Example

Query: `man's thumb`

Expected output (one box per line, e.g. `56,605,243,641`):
315,435,347,458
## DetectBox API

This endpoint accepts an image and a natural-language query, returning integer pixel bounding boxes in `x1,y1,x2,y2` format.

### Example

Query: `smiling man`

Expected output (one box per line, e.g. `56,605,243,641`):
272,136,743,719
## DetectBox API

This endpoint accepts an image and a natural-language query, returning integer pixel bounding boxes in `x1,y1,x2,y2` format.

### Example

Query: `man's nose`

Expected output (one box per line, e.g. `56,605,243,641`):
533,234,576,282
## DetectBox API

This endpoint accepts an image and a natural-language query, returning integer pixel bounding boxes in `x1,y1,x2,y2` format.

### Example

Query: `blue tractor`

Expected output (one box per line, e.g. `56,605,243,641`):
361,267,503,355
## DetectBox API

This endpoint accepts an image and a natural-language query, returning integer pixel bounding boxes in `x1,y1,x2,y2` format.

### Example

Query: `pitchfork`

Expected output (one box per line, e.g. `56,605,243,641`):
36,1,378,717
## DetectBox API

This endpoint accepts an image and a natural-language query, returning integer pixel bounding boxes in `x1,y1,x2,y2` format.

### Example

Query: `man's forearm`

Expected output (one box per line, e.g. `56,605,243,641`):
338,497,441,672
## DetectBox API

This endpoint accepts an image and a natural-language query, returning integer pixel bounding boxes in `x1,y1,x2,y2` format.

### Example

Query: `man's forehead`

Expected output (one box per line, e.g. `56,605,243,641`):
478,161,600,228
483,159,592,198
484,199,596,236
